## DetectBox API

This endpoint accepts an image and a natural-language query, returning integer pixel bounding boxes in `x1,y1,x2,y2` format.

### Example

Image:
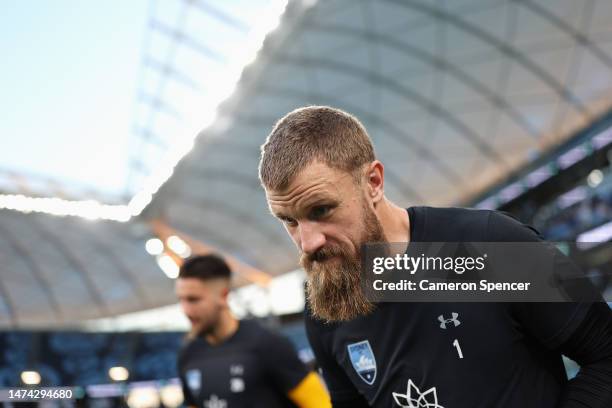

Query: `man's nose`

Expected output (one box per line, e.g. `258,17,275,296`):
180,301,191,314
298,221,326,255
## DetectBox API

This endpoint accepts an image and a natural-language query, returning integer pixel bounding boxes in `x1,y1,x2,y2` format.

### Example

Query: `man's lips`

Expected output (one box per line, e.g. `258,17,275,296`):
305,255,341,273
319,254,342,263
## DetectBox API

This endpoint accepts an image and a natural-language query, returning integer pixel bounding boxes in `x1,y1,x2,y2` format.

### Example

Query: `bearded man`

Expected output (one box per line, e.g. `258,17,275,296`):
258,106,612,407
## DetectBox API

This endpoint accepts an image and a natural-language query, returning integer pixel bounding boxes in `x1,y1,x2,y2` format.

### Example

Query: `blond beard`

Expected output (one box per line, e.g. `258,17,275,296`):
301,202,385,322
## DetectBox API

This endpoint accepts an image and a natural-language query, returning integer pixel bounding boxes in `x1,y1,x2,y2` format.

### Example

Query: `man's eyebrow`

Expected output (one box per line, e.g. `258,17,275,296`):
269,193,339,217
272,212,289,219
275,202,338,220
269,208,292,220
302,196,339,209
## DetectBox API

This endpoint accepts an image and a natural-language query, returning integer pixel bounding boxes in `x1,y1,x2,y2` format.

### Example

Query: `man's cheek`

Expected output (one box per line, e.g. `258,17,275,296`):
288,228,300,246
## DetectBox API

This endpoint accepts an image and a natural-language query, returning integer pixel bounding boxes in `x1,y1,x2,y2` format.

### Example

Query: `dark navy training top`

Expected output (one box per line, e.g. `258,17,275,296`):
306,206,591,407
178,319,308,408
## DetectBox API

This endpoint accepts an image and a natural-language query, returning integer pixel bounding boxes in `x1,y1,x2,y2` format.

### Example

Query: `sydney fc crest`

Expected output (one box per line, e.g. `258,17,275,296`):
347,340,377,385
185,369,201,393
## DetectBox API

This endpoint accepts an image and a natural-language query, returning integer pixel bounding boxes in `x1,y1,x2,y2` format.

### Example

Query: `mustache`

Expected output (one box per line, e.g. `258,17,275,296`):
300,244,350,267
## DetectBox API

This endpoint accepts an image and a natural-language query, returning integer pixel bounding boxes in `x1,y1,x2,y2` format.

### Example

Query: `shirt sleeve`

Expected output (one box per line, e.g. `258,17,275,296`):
486,210,612,405
557,302,612,407
487,210,592,346
258,328,310,393
305,312,370,407
485,210,542,243
179,375,197,407
177,349,197,407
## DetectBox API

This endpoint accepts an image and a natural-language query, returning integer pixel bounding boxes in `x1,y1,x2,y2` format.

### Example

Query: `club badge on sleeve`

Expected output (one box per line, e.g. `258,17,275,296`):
185,369,202,394
347,340,377,385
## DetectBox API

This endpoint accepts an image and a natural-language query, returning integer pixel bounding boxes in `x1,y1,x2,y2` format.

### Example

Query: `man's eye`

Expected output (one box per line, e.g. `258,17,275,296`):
282,217,297,227
310,206,331,220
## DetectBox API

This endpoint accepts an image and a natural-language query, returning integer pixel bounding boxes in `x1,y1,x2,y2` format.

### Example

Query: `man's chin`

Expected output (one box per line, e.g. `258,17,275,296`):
307,286,375,322
191,324,211,336
310,301,374,322
306,259,343,277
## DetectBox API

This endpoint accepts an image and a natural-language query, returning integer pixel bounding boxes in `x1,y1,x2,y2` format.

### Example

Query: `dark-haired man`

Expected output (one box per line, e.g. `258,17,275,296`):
176,254,331,408
258,106,612,407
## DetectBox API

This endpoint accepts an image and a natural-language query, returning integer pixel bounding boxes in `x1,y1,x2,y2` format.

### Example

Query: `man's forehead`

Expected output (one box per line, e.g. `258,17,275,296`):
268,161,350,194
267,187,336,218
267,178,334,201
266,174,348,207
176,277,206,290
264,161,357,213
177,278,227,293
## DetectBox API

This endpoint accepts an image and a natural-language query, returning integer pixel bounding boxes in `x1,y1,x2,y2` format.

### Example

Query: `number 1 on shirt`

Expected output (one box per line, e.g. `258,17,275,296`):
453,339,464,359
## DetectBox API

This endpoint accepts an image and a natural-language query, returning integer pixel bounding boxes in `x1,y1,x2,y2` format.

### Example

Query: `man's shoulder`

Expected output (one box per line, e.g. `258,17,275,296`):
409,206,540,242
239,319,288,346
412,205,490,220
240,320,302,362
179,336,203,353
178,321,270,358
410,206,492,241
239,319,271,337
177,336,207,368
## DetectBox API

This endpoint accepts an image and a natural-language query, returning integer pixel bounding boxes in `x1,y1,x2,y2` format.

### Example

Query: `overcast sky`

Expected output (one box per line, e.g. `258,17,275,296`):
0,1,148,198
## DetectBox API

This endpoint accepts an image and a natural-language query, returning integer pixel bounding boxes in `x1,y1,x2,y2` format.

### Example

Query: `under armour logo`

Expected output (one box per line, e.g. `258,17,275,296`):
438,313,460,329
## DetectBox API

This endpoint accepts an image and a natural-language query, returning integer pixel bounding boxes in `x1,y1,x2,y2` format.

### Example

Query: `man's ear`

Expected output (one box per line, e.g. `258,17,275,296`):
220,284,231,304
364,161,384,204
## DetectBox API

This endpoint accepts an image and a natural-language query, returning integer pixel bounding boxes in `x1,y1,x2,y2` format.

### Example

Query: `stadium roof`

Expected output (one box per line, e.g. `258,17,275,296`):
150,0,612,274
2,0,612,327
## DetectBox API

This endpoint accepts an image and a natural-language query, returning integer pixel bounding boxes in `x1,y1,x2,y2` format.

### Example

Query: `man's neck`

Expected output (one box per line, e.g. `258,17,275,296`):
205,311,239,345
377,197,411,243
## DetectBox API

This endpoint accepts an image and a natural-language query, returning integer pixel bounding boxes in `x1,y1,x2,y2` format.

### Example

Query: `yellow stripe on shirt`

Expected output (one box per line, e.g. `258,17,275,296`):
287,371,332,408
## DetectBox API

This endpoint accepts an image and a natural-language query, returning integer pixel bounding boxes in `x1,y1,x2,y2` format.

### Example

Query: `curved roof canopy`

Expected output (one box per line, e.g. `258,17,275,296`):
150,0,612,274
2,0,612,327
0,211,171,327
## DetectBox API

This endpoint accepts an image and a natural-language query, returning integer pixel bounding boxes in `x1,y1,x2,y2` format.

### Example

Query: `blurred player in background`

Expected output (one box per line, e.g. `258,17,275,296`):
175,254,330,408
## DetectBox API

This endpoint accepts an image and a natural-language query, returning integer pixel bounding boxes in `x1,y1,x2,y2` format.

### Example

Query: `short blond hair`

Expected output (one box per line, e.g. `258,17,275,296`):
259,106,376,190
